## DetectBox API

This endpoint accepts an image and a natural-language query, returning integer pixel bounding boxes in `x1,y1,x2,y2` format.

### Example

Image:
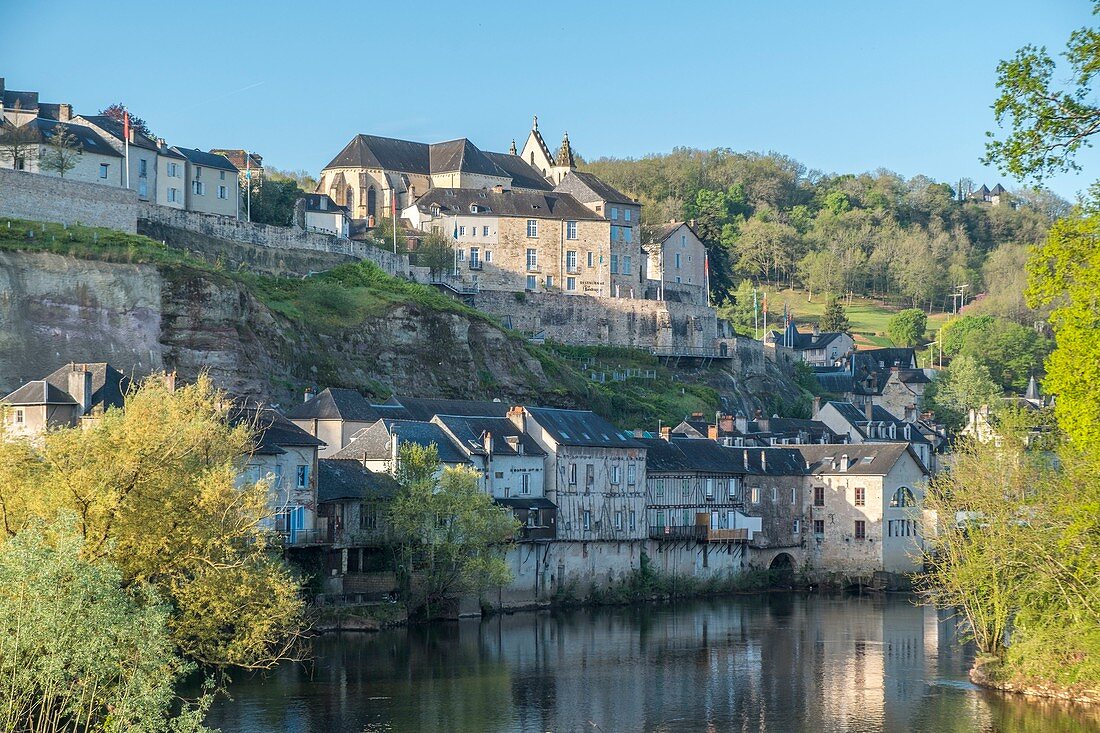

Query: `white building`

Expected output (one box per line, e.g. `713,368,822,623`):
171,147,239,218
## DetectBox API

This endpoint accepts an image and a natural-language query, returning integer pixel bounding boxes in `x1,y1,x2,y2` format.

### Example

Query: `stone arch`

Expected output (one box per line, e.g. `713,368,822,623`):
769,552,796,584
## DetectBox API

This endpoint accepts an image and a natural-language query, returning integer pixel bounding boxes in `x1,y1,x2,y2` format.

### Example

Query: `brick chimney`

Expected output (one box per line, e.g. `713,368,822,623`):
718,413,734,434
304,387,315,403
164,370,177,392
67,365,92,416
707,424,718,441
507,405,526,433
660,426,671,441
58,103,72,122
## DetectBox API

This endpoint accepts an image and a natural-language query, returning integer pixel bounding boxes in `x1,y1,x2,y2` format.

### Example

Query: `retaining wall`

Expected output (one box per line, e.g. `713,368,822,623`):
0,167,138,232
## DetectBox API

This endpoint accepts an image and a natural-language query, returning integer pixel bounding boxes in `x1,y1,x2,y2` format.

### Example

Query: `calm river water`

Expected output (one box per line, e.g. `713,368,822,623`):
205,593,1098,733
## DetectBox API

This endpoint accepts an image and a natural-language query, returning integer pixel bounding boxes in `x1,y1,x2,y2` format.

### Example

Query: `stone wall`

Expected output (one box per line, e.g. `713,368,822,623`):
0,167,138,232
138,203,411,276
472,289,719,352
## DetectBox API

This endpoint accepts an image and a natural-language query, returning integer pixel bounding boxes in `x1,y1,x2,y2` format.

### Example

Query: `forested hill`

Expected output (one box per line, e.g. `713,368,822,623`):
580,148,1067,319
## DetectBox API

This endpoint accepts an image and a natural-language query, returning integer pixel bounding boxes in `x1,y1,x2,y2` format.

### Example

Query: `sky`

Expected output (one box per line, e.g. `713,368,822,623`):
3,0,1097,200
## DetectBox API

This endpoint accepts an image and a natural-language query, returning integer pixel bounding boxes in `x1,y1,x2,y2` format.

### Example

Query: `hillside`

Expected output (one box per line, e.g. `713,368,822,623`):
0,219,808,427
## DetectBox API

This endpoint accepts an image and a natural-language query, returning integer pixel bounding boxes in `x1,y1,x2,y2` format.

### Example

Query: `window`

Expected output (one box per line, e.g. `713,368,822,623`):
813,486,825,507
728,480,738,500
217,185,228,199
138,159,147,177
583,510,592,531
546,275,553,288
195,167,202,180
791,488,797,505
751,487,760,504
629,510,636,531
610,255,618,274
459,225,466,237
585,464,594,488
483,226,489,236
705,478,715,501
521,474,531,495
610,207,619,220
167,162,179,177
610,225,618,242
622,255,631,274
566,220,577,240
655,478,665,497
891,487,915,508
611,465,621,484
526,219,538,237
566,250,577,272
675,253,681,269
526,248,538,271
457,249,465,261
771,487,778,502
138,180,148,197
526,275,536,290
624,209,632,222
680,234,686,247
99,163,109,179
682,479,690,497
627,464,636,485
854,520,866,540
296,464,310,489
792,519,800,534
624,227,633,243
854,487,866,506
569,463,577,485
814,519,825,537
219,170,226,180
484,250,492,262
361,505,378,530
13,408,24,424
469,247,480,267
566,277,576,291
615,511,623,531
587,251,594,268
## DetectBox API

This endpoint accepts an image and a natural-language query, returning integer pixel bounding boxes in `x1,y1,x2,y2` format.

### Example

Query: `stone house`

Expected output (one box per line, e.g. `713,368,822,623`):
0,79,43,127
0,362,129,438
509,406,646,542
12,118,124,186
302,193,350,237
171,146,239,218
797,443,929,577
814,400,934,472
403,188,612,295
209,149,263,186
316,457,399,547
330,418,471,476
285,387,382,458
230,406,325,545
72,114,160,202
813,348,928,420
644,221,708,305
766,321,854,367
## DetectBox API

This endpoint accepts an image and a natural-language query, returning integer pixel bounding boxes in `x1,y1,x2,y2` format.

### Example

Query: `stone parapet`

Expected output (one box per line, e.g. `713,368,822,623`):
0,167,138,232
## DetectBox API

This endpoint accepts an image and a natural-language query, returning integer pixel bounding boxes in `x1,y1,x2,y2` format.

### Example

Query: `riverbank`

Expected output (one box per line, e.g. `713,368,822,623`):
970,656,1100,706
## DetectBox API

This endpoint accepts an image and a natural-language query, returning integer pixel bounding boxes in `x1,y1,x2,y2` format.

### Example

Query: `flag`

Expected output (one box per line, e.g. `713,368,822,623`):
123,111,130,140
453,222,459,240
762,293,768,315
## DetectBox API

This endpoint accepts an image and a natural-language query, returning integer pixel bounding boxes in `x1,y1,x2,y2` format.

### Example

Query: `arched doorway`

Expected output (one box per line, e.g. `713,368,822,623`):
769,552,795,586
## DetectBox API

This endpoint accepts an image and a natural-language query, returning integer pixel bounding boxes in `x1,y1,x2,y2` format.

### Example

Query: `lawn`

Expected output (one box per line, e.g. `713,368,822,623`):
766,288,953,348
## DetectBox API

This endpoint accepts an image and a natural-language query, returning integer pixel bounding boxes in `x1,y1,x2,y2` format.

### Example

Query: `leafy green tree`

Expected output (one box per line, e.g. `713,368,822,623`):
985,5,1100,182
388,443,518,619
797,250,839,301
0,121,41,170
411,230,456,277
39,125,82,178
820,293,850,332
887,308,928,346
957,319,1052,392
248,178,303,227
719,279,759,336
0,521,214,733
821,190,851,216
734,215,798,285
939,315,996,355
0,376,305,670
925,354,1000,428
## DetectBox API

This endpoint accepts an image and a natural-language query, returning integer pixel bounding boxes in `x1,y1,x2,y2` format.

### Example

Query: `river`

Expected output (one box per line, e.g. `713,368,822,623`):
204,593,1097,732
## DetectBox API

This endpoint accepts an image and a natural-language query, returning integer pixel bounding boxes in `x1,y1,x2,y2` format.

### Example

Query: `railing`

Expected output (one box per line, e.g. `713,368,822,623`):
648,526,749,542
468,260,483,270
650,346,732,359
517,525,556,541
278,528,331,546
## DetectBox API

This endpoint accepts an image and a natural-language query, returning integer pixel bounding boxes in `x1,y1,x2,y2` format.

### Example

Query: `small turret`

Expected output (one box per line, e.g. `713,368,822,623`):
556,131,575,168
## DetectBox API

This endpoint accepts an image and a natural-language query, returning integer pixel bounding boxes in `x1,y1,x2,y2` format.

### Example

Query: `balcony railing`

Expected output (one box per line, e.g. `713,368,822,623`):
517,525,556,541
468,260,483,270
278,528,331,546
649,525,749,543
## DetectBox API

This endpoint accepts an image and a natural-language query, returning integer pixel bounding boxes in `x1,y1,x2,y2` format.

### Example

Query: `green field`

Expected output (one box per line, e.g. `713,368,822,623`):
765,288,953,349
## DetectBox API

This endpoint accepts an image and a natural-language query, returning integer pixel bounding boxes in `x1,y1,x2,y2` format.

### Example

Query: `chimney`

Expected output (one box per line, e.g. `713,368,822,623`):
735,412,748,434
691,411,704,420
840,453,850,472
58,103,72,122
660,426,671,441
812,396,821,418
743,448,749,467
864,400,874,421
760,450,767,472
754,408,763,420
483,431,493,456
632,428,644,439
507,405,527,433
157,137,167,152
67,365,92,416
719,413,734,434
493,184,504,193
506,435,522,453
304,387,315,403
707,425,718,441
390,431,400,471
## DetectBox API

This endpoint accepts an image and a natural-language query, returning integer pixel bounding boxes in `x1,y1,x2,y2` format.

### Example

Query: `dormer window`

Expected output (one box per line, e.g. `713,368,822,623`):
430,204,441,217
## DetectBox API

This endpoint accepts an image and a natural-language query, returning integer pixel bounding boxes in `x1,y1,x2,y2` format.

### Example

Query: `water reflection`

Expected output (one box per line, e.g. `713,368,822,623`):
205,594,1099,733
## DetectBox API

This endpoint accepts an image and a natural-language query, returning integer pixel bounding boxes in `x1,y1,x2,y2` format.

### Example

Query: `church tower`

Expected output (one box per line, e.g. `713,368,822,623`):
519,115,576,184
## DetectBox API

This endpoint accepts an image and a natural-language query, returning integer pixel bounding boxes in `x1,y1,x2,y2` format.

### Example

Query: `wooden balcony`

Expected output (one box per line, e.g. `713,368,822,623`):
649,525,749,543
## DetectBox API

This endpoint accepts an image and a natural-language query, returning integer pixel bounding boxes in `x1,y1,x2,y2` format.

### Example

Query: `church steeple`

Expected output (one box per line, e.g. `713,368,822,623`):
556,131,575,168
509,139,517,155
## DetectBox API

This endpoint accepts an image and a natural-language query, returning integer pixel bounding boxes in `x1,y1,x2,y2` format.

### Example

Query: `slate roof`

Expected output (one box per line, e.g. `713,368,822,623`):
75,115,158,151
433,414,545,457
769,321,849,352
171,146,238,171
39,362,130,411
28,119,121,158
640,438,805,476
413,188,602,221
317,458,399,503
429,138,508,178
482,151,553,191
323,134,511,180
849,348,918,395
797,443,925,477
331,419,469,465
822,401,932,445
284,387,378,421
2,380,78,406
302,193,349,214
743,417,842,443
2,88,38,111
228,406,324,455
812,368,853,394
524,407,642,448
383,396,511,422
554,170,635,206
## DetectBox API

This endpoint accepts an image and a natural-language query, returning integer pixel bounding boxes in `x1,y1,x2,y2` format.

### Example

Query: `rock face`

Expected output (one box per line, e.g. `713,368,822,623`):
0,251,550,405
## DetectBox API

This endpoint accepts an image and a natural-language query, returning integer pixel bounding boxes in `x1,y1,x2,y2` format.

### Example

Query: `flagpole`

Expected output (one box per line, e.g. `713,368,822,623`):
391,190,397,254
245,153,251,223
123,110,130,190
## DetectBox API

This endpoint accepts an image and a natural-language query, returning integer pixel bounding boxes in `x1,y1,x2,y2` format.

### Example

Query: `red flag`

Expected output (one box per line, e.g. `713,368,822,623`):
123,110,130,140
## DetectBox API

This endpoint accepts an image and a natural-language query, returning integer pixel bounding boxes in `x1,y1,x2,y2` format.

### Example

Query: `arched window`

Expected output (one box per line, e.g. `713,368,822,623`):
345,186,354,209
366,186,376,217
890,487,915,508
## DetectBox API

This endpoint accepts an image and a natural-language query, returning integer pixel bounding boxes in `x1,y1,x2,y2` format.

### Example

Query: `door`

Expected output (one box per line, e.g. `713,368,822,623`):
288,505,305,544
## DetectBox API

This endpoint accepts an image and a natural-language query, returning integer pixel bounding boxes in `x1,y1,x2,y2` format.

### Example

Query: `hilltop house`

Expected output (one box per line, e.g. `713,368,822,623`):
12,118,124,185
302,193,350,237
797,444,929,577
644,221,708,305
813,348,929,420
285,387,381,458
1,362,129,438
210,149,263,185
766,320,854,367
814,400,934,471
72,114,161,201
170,147,239,218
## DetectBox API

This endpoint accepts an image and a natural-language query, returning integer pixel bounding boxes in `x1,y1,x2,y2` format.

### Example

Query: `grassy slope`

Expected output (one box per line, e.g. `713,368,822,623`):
768,288,952,349
0,218,728,428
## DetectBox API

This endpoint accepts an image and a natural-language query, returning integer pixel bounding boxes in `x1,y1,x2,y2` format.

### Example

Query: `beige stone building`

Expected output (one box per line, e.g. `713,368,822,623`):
1,362,129,438
403,188,615,295
645,221,708,305
285,387,381,458
171,147,239,218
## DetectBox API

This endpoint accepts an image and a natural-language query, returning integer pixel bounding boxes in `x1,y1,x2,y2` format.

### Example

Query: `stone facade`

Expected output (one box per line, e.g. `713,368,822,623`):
0,167,138,232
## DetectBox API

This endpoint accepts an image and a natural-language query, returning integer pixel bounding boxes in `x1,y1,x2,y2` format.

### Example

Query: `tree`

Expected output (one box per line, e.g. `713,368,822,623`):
887,308,928,346
0,376,305,670
388,443,517,619
719,279,759,337
248,177,301,227
0,521,213,733
411,230,456,277
957,319,1052,392
924,354,1000,428
820,293,850,332
0,121,40,170
99,102,153,138
39,124,82,178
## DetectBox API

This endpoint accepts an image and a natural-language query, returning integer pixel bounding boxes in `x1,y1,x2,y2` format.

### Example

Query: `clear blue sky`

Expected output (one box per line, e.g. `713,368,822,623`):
3,0,1096,199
